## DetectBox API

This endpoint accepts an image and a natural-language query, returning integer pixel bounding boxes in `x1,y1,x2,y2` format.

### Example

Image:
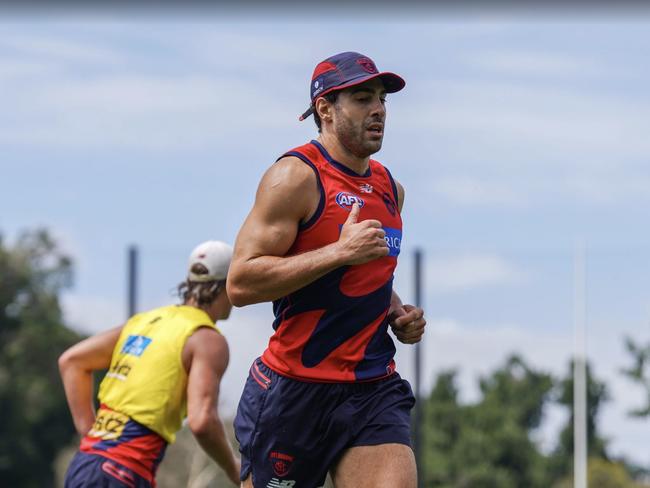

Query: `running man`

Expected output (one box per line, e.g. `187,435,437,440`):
227,52,426,488
59,241,240,487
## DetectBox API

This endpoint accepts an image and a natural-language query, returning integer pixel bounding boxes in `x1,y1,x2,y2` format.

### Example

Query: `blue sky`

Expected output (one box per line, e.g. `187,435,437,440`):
2,13,649,465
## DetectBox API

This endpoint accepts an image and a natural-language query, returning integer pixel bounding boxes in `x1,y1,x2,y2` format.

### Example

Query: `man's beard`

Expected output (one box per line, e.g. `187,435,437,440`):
334,115,383,159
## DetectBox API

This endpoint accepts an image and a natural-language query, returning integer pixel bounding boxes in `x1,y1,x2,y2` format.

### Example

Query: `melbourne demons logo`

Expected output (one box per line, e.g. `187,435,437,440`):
270,451,294,477
336,192,365,210
356,57,378,74
382,192,396,216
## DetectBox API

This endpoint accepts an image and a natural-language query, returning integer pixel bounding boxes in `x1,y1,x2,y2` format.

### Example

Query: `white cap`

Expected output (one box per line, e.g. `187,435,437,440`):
187,240,233,282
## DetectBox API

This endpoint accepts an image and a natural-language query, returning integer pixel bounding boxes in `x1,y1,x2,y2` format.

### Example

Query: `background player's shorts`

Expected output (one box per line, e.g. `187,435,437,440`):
64,452,152,488
234,358,415,488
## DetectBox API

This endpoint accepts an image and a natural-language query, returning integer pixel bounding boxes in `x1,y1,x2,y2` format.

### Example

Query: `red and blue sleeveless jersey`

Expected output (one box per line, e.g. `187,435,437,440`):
261,140,403,382
79,404,166,485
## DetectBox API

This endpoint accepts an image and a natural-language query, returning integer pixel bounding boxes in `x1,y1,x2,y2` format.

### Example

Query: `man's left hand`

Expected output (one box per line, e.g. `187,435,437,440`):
388,304,426,344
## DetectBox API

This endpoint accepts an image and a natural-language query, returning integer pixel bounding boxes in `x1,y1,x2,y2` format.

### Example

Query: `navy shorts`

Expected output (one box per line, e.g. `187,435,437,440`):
64,452,152,488
234,358,415,488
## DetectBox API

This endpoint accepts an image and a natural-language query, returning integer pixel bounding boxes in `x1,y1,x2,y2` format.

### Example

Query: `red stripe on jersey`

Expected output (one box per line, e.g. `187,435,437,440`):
80,418,166,485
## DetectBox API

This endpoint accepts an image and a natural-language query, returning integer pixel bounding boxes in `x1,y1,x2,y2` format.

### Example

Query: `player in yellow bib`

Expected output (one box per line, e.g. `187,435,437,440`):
59,241,240,487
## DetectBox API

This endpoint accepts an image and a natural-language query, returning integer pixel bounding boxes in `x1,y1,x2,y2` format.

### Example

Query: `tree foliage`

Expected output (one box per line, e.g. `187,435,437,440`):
621,336,650,418
553,458,641,488
0,229,82,488
420,354,632,487
422,355,554,487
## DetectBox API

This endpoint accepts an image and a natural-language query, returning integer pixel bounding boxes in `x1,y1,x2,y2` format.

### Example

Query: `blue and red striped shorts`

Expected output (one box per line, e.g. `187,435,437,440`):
234,357,415,488
64,452,152,488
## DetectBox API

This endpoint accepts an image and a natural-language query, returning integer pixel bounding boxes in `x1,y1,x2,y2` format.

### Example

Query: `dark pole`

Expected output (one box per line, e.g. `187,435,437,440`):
414,247,423,487
127,245,138,318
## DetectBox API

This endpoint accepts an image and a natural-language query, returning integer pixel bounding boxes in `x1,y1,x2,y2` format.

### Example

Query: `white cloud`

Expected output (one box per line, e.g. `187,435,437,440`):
187,31,314,71
0,59,58,80
0,73,301,149
426,253,525,293
389,76,650,207
430,177,523,206
398,79,650,163
562,172,650,205
396,318,568,403
0,29,308,150
61,293,125,334
468,49,604,78
39,75,224,112
0,35,122,65
423,171,650,208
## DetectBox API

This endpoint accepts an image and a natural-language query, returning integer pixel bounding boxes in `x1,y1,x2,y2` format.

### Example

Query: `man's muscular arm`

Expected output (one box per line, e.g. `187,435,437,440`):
58,326,123,435
227,157,389,307
184,328,240,485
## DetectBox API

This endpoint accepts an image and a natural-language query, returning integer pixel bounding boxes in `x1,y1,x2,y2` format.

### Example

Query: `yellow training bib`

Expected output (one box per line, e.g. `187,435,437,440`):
98,305,218,443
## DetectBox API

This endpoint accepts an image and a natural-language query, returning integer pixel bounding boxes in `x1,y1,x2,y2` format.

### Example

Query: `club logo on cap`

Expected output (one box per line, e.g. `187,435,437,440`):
356,57,378,74
312,77,325,97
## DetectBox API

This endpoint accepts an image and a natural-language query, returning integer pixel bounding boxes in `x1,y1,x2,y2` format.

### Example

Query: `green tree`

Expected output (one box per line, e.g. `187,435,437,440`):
0,229,82,488
553,458,641,488
621,336,650,418
422,370,462,486
422,355,555,488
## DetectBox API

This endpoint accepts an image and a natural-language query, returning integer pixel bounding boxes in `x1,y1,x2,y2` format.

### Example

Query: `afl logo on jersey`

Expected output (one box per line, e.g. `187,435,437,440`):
336,192,365,210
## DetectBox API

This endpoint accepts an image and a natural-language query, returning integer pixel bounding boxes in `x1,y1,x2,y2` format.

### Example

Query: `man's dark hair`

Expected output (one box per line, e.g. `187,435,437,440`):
313,91,340,132
176,263,225,307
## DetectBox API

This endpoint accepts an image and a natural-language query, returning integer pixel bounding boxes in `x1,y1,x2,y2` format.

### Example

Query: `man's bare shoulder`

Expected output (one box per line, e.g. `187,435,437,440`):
253,155,320,222
258,155,317,194
184,326,229,375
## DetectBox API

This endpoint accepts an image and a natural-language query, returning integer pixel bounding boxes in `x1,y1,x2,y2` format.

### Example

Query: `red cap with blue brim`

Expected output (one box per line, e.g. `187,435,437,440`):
299,51,406,121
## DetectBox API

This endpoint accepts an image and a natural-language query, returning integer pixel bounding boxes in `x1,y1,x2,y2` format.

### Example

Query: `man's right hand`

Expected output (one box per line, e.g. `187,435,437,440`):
337,202,389,265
